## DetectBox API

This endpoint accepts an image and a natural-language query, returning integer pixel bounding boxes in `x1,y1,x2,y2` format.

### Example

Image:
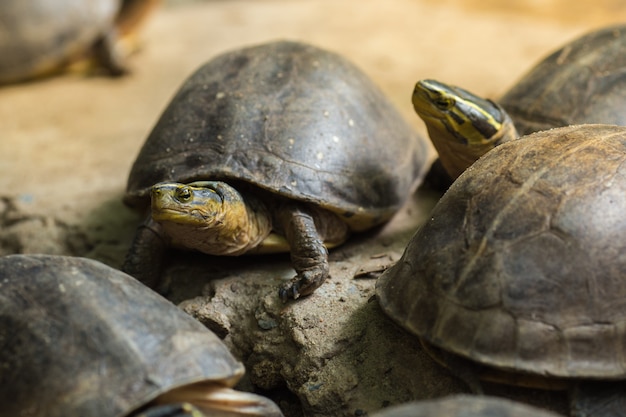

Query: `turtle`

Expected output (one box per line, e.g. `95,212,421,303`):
122,40,428,301
0,0,158,84
0,254,284,417
370,395,561,417
412,23,626,187
375,124,626,417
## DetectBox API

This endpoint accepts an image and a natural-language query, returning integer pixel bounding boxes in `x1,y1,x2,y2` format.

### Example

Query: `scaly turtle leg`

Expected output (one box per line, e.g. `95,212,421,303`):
92,28,128,76
122,215,168,291
93,0,160,76
276,203,349,301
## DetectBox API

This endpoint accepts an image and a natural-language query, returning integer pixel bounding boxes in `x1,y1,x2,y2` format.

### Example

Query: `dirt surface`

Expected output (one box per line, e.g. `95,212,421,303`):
1,1,625,416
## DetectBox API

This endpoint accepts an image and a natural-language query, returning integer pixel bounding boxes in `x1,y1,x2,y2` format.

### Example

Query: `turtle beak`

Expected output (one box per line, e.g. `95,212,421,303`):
151,183,179,205
150,182,224,225
151,183,188,221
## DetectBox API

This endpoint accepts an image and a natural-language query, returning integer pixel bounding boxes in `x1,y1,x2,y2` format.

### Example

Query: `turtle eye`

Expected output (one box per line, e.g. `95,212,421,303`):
175,186,193,202
433,96,454,110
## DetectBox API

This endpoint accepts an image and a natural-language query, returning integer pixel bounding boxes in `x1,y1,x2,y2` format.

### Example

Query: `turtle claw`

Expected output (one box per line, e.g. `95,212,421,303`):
279,280,301,302
135,403,205,417
279,268,328,302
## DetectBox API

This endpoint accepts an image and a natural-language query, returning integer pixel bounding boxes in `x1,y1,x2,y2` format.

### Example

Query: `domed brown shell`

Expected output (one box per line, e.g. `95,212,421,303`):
124,40,428,231
0,254,244,417
500,24,626,135
377,124,626,379
370,395,561,417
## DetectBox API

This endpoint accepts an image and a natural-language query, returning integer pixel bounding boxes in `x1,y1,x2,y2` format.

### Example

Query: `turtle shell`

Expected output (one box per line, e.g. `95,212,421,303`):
377,124,626,380
0,0,154,84
0,254,244,417
370,395,561,417
124,40,428,231
500,24,626,135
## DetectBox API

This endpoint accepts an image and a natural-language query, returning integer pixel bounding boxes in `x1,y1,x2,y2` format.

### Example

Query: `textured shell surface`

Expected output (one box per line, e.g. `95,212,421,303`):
500,24,626,135
0,254,243,417
125,40,428,230
377,124,626,379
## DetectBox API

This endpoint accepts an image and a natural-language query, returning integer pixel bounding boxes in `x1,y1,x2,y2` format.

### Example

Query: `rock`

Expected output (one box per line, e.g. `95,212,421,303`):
171,190,470,416
170,186,571,417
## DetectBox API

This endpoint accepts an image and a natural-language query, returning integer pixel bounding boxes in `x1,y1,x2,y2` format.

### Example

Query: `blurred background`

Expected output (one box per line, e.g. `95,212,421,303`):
1,0,626,281
1,0,626,275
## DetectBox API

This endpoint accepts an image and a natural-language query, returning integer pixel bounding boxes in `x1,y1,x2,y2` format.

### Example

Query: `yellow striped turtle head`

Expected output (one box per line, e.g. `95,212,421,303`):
412,79,518,179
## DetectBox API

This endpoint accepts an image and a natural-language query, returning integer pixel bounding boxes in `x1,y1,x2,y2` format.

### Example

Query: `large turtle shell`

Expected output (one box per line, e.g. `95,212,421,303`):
377,124,626,380
370,395,561,417
500,24,626,135
0,254,244,417
124,40,428,231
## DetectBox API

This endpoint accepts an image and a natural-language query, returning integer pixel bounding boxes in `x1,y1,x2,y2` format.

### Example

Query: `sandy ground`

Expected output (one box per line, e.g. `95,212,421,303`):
2,1,626,416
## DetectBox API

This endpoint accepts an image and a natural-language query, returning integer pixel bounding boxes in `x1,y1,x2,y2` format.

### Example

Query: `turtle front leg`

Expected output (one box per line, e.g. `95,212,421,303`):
122,215,168,291
277,204,349,301
92,28,128,76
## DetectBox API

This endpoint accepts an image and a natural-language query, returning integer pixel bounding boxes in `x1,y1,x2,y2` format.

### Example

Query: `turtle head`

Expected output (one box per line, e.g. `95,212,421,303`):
413,79,514,146
412,79,518,179
150,181,271,256
151,181,238,226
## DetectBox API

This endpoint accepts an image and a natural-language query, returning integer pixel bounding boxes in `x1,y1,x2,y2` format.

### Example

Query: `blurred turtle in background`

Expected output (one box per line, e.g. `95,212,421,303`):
0,0,158,84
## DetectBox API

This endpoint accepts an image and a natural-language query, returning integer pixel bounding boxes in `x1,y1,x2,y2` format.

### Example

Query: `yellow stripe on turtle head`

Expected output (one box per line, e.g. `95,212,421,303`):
412,79,510,146
412,79,519,180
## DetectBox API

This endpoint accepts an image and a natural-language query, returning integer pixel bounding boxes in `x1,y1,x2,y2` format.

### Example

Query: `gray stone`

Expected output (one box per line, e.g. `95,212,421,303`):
171,190,469,416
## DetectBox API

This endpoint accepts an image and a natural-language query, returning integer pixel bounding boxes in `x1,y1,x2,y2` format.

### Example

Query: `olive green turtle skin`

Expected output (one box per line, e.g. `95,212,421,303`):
0,254,284,417
123,40,428,300
413,24,626,187
376,124,626,417
412,79,516,183
370,395,561,417
0,0,157,84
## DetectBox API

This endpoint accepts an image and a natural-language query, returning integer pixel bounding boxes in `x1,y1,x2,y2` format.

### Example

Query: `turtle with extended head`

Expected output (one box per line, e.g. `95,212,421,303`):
413,24,626,187
122,40,428,301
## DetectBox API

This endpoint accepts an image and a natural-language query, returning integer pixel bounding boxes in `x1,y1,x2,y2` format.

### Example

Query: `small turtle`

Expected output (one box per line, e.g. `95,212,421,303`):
412,24,626,185
0,0,158,84
122,40,428,300
0,254,284,417
370,395,561,417
376,124,626,417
